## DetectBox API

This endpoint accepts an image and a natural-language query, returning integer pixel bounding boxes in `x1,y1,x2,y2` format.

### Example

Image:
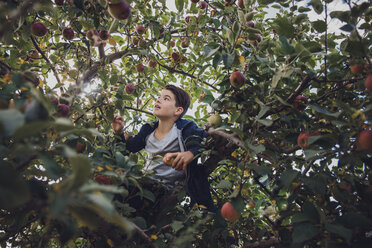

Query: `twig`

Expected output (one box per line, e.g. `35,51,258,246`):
133,223,159,248
125,106,153,116
30,36,62,88
158,62,218,91
286,75,312,104
0,60,12,73
74,103,105,123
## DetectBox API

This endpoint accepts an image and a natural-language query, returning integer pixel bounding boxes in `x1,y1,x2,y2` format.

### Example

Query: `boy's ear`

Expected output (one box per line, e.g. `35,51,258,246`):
175,107,184,117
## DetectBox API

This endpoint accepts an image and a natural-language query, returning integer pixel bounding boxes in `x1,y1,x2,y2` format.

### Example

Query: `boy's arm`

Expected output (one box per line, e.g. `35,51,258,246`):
184,122,209,157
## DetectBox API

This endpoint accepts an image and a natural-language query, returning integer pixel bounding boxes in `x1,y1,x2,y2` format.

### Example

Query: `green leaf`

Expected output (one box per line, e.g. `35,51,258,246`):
340,24,354,32
309,0,323,14
257,105,270,119
204,45,220,59
257,119,273,126
278,169,298,190
325,223,352,243
67,155,92,191
292,222,320,243
0,161,30,209
246,143,266,154
14,121,50,141
303,201,320,223
140,189,156,202
274,16,295,38
232,21,240,34
330,11,350,22
222,52,235,68
171,220,184,232
0,109,25,137
309,104,341,118
39,152,64,180
279,35,295,55
302,175,327,195
215,179,232,189
312,20,327,33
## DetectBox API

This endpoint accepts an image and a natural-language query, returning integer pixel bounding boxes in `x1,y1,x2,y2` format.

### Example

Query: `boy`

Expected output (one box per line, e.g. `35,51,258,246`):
112,85,216,213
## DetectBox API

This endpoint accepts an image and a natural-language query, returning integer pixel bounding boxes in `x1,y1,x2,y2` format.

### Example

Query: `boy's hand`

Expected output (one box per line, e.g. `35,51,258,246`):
112,115,125,135
163,151,194,171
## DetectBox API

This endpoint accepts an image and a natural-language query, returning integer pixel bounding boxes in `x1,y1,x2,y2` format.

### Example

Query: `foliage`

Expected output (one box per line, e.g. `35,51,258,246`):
1,0,372,247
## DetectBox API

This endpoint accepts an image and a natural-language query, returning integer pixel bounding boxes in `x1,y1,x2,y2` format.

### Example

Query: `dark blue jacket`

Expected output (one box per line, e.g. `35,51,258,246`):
119,118,216,213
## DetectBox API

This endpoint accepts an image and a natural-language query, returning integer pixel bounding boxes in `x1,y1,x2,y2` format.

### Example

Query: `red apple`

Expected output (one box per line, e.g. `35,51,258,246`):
108,0,131,20
62,28,74,40
148,60,157,68
169,40,175,47
350,64,363,74
99,29,110,40
86,29,98,41
365,74,372,94
255,33,262,42
248,200,256,208
199,1,207,9
181,38,190,48
136,64,145,73
230,71,245,88
138,39,146,48
31,22,47,37
297,131,319,148
238,0,245,8
136,25,146,35
55,0,64,6
76,141,86,153
58,104,70,117
190,0,200,3
125,83,135,94
171,52,180,62
22,70,39,86
51,97,59,106
293,95,308,111
185,16,191,23
221,202,241,222
247,21,255,28
357,130,372,152
94,175,111,185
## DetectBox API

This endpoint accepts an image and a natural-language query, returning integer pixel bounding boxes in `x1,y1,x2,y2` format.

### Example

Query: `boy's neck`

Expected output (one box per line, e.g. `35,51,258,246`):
157,118,178,134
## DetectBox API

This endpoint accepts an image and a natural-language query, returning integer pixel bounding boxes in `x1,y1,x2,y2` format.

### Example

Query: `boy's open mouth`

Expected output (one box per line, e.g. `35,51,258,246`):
154,104,161,109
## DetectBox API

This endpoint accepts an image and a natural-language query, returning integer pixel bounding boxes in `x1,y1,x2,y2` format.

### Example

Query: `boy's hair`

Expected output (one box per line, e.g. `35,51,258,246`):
165,84,190,119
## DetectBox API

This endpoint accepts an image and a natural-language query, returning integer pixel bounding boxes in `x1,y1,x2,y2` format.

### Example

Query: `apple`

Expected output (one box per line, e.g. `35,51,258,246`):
94,175,111,185
238,0,245,8
108,0,131,20
148,60,157,68
255,33,262,42
75,141,86,153
190,0,200,3
125,83,135,94
185,16,191,23
86,29,98,40
248,200,256,208
51,97,59,106
230,71,245,88
29,50,39,60
136,25,146,35
247,21,255,28
62,28,74,40
224,0,233,6
350,64,363,74
99,29,110,40
31,22,47,37
181,38,190,48
58,104,70,117
171,52,180,62
138,39,146,48
136,64,145,73
293,95,308,111
357,130,372,152
55,0,64,6
169,40,175,47
208,113,222,128
365,74,372,94
199,1,207,9
297,131,319,149
163,153,175,166
22,70,39,86
221,202,240,222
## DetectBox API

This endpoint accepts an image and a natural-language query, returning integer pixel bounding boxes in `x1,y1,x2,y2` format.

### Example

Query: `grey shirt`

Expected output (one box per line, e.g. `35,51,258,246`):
144,123,186,189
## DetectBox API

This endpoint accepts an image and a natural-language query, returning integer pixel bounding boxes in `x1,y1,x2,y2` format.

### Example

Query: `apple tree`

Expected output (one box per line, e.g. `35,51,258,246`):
1,0,372,247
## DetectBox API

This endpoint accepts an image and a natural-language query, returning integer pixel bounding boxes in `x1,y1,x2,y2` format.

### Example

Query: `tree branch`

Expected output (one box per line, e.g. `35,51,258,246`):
133,223,159,248
206,127,245,149
30,36,62,88
244,236,281,248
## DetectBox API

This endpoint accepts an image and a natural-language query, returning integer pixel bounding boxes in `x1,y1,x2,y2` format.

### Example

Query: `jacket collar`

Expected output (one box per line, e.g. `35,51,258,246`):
150,118,192,131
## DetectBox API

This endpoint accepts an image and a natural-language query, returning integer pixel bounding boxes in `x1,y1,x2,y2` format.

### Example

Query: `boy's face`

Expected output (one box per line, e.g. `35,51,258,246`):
153,89,183,119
